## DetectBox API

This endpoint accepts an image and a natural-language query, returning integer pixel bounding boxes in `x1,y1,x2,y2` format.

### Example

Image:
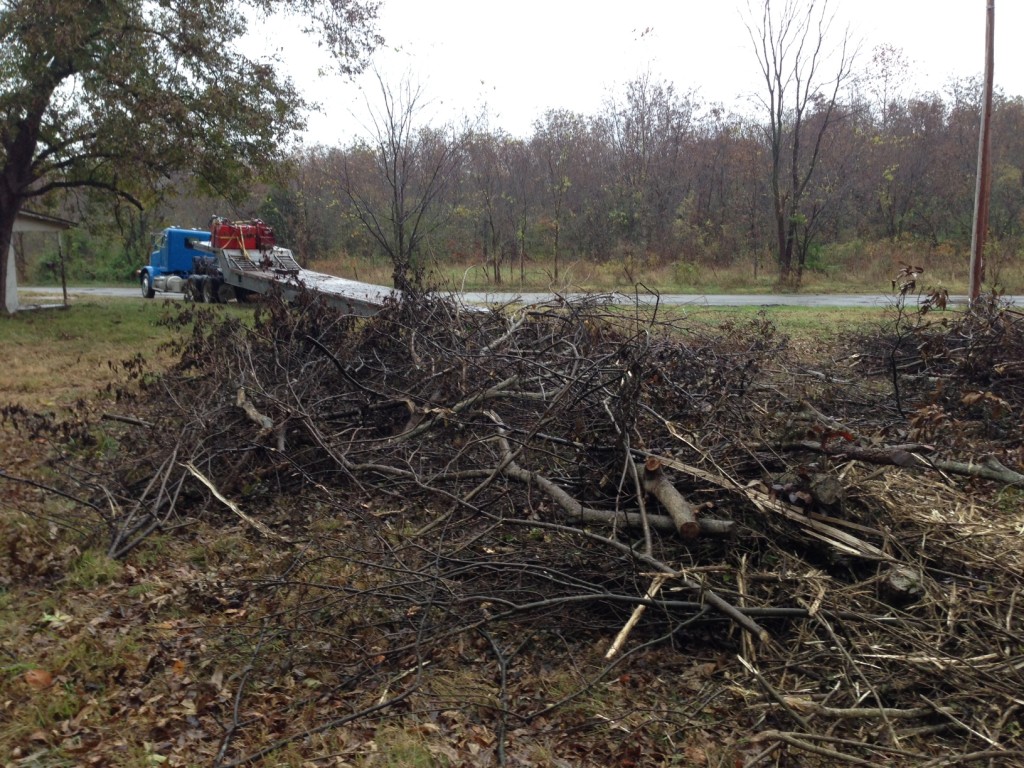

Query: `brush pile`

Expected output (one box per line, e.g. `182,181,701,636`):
25,289,1024,765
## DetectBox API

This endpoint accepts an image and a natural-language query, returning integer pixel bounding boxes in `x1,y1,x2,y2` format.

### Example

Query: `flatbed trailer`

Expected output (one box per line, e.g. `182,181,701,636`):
205,243,392,317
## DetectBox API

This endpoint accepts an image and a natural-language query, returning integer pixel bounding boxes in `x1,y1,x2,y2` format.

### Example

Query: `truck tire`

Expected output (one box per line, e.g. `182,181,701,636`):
140,273,155,299
217,283,236,303
202,277,220,304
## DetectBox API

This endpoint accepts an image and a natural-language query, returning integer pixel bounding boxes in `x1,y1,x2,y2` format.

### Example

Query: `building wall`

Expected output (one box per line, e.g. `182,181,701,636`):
4,214,73,313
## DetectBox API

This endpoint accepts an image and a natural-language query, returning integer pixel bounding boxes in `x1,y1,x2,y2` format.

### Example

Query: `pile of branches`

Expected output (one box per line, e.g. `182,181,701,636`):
28,291,1024,765
854,290,1024,473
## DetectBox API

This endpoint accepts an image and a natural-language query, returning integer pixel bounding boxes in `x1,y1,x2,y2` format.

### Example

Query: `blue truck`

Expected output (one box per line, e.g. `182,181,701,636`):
137,226,223,301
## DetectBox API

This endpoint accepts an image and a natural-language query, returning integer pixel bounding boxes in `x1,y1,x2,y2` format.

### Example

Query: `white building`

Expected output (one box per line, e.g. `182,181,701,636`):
4,211,75,313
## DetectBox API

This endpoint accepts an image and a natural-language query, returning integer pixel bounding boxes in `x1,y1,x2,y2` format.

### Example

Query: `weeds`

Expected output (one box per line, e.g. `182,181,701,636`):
312,236,1024,294
63,550,123,589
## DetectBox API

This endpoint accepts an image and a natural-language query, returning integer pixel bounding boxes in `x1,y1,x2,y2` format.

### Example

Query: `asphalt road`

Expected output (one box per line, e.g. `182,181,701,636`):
19,284,1009,308
461,291,963,308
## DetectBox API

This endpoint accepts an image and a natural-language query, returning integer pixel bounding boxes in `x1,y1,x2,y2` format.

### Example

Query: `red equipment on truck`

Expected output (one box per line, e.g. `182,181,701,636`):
210,217,277,251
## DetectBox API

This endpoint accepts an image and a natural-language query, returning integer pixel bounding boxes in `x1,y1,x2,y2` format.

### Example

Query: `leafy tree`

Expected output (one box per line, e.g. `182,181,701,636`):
0,0,381,313
990,95,1024,241
877,96,949,242
259,145,346,262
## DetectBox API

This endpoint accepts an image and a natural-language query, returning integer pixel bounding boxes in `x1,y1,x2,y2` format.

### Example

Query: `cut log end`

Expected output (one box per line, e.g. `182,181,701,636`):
678,520,701,540
642,459,700,540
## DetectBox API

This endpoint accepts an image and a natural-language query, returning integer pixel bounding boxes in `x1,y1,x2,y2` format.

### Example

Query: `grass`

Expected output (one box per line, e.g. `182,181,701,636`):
64,550,123,589
367,727,441,767
0,299,172,411
673,302,885,328
307,240,1024,295
0,298,247,411
0,299,259,765
41,235,1011,295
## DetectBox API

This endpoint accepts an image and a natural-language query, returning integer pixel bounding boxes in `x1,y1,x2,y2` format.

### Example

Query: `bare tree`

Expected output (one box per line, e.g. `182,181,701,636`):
604,74,696,262
532,110,591,283
466,129,508,285
498,137,536,284
864,44,910,130
340,73,466,293
747,0,856,286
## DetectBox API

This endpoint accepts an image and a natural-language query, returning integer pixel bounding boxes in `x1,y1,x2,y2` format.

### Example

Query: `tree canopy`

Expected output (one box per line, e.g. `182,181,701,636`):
0,0,381,312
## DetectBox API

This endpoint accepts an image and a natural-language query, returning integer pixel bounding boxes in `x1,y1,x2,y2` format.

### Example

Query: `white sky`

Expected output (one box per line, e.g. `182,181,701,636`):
280,1,1021,145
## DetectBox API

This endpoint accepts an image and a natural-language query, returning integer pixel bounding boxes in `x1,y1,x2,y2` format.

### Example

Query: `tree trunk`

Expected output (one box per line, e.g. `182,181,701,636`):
490,218,501,285
552,219,560,281
775,209,794,285
1,146,33,314
1,71,63,314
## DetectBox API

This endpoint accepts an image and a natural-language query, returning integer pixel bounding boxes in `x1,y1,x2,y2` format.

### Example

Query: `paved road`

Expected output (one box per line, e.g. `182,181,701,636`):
18,285,1013,308
463,291,945,308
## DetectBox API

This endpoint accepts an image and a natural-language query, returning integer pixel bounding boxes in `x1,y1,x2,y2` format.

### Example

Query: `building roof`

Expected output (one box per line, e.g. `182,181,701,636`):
14,210,76,232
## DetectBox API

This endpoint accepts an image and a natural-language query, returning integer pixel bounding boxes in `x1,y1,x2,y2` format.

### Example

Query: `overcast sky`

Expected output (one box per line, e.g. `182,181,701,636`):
280,0,1021,145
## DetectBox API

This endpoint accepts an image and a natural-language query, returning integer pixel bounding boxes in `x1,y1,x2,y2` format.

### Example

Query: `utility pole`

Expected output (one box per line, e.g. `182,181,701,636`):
969,0,995,303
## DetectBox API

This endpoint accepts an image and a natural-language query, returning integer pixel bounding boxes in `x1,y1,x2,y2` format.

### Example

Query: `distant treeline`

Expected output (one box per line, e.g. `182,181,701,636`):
60,73,1024,288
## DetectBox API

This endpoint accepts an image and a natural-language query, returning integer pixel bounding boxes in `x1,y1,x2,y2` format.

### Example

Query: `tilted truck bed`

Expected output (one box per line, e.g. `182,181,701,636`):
212,245,394,316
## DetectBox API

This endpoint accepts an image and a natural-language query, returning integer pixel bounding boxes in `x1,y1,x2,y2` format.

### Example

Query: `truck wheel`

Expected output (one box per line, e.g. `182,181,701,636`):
202,278,220,304
140,273,155,299
217,283,236,303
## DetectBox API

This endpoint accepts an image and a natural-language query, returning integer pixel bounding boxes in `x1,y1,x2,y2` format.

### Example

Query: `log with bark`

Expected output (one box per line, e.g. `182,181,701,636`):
641,457,700,539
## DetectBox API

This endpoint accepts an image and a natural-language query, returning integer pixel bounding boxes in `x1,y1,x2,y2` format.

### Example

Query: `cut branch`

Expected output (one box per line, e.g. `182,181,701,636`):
236,387,273,431
605,574,668,659
496,438,733,537
642,457,699,539
184,462,293,545
784,440,1024,487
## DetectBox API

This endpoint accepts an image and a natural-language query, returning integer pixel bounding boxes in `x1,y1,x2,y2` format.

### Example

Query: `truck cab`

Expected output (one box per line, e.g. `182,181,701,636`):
138,227,212,298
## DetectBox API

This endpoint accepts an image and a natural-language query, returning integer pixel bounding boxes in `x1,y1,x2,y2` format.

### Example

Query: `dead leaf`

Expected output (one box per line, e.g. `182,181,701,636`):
23,668,53,689
40,609,74,629
962,391,984,406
